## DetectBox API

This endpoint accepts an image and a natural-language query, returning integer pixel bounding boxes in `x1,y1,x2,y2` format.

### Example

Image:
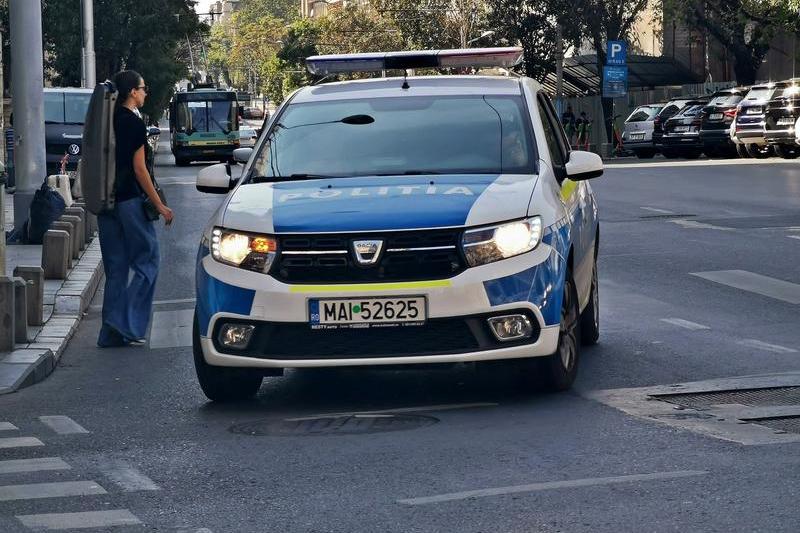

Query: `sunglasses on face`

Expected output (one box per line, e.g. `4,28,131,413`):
136,85,149,93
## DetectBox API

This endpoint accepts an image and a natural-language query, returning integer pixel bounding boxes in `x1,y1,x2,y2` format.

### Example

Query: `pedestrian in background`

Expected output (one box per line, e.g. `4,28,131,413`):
561,104,576,145
96,70,174,347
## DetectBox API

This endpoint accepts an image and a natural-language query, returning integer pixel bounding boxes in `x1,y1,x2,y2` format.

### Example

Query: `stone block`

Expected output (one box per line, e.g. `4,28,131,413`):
63,207,86,250
12,278,28,344
42,230,71,280
60,215,82,259
13,266,44,326
0,277,14,352
50,221,74,263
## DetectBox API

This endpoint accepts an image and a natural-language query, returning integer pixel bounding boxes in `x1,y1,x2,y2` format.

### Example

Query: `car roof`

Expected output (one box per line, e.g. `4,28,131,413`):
44,87,93,94
292,76,524,103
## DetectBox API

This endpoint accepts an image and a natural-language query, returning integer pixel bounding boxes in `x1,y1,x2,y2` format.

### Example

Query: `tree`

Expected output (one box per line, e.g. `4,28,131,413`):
238,0,300,24
664,0,800,85
372,0,459,49
316,4,405,56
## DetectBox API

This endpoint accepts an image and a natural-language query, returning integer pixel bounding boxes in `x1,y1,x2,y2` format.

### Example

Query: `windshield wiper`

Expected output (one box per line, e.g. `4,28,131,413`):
373,170,442,176
251,173,339,183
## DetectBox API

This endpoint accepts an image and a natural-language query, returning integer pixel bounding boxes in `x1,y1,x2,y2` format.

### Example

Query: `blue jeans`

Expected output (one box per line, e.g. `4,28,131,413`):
97,196,159,346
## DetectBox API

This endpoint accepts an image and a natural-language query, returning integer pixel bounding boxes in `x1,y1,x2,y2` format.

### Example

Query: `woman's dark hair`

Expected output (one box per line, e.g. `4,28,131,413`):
113,70,142,106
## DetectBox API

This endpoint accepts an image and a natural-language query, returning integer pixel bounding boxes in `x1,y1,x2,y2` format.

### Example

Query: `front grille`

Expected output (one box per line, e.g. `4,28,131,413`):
212,313,540,360
273,229,466,283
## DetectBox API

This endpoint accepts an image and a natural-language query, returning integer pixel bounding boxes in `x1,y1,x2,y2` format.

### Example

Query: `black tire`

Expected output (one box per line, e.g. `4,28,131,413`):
634,149,656,159
175,157,191,167
746,144,772,159
579,259,599,346
538,272,581,392
661,148,679,159
193,312,263,402
736,144,751,158
682,149,702,159
775,144,800,159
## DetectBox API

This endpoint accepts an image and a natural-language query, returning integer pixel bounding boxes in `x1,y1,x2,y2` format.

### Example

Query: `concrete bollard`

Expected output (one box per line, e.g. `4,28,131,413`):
13,278,28,343
50,221,74,264
0,277,15,351
42,230,71,280
60,215,82,259
63,207,86,251
13,266,44,326
72,202,96,242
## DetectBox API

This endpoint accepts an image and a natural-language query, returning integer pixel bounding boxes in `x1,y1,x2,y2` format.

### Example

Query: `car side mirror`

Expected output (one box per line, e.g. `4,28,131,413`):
233,147,253,164
565,150,603,181
197,163,235,194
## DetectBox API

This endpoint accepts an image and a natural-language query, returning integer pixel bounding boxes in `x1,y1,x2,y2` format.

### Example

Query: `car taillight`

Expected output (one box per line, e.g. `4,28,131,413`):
723,108,737,119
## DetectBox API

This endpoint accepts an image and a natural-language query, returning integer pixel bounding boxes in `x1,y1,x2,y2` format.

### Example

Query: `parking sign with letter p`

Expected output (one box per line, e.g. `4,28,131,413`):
606,41,627,66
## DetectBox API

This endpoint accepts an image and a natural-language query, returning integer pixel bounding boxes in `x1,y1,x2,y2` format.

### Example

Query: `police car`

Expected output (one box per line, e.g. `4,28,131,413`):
193,48,602,401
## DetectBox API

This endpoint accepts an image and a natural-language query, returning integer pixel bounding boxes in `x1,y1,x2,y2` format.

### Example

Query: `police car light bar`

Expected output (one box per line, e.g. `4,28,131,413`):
305,47,524,75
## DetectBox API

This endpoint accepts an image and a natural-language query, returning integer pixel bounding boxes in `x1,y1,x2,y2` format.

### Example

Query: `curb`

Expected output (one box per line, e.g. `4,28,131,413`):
0,238,104,395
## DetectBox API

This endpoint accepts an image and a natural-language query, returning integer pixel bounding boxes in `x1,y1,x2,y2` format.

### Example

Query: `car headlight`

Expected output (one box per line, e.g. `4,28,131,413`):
211,227,276,273
462,216,542,267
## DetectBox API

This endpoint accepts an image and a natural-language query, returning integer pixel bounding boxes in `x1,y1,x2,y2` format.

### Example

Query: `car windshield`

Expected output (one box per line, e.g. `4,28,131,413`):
677,104,704,117
44,91,91,124
250,95,537,179
708,94,743,106
744,88,773,101
777,85,800,98
627,106,660,122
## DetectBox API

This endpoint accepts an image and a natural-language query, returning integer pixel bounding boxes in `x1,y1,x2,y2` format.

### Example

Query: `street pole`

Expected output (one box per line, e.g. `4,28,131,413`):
81,0,96,88
9,0,47,232
0,30,4,274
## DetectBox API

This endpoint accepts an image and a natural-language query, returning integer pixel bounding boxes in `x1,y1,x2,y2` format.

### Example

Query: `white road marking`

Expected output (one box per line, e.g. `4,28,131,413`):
153,298,196,305
286,402,498,422
640,206,674,214
0,480,106,501
737,339,798,354
149,308,194,348
98,462,160,492
691,270,800,304
0,437,44,449
16,510,141,530
660,318,711,331
0,458,71,475
789,235,800,241
39,416,90,435
398,470,710,505
671,219,732,231
0,422,18,431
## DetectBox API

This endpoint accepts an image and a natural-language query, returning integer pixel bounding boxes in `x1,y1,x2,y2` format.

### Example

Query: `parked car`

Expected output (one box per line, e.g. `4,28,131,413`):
764,78,800,159
652,96,704,156
699,87,746,158
242,107,265,120
661,98,712,159
731,83,778,158
238,126,258,148
43,87,93,174
621,104,664,159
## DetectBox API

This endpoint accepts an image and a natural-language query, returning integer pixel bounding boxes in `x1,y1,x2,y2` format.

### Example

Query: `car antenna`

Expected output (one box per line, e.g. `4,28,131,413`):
402,70,410,90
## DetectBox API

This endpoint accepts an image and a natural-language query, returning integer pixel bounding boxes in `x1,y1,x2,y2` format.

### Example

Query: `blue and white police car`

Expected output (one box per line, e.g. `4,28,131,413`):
193,48,602,401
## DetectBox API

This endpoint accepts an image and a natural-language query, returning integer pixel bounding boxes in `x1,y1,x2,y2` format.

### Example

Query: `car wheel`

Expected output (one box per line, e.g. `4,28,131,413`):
538,271,581,392
634,149,656,159
736,144,751,158
661,148,679,159
175,157,190,167
746,144,772,159
193,312,263,402
775,144,800,159
579,259,599,346
681,149,702,159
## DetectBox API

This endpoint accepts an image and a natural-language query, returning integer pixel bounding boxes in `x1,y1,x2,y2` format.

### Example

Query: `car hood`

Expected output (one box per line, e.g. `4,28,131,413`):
222,174,539,234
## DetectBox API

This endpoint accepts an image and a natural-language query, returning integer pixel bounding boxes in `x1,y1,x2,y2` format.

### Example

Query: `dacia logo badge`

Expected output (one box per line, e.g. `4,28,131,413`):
352,239,383,266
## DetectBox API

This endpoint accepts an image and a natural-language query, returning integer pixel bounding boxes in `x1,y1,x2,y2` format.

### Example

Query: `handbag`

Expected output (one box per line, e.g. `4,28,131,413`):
142,175,167,221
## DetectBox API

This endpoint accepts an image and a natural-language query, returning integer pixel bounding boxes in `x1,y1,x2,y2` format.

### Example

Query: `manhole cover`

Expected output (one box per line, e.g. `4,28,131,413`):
746,416,800,434
652,387,800,410
229,414,439,437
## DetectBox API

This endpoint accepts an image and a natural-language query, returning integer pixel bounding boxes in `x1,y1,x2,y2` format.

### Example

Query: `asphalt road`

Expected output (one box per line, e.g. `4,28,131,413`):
0,145,799,532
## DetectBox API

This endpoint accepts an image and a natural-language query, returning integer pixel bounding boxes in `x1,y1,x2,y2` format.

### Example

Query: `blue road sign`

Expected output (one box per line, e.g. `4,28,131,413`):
602,65,628,97
607,41,627,66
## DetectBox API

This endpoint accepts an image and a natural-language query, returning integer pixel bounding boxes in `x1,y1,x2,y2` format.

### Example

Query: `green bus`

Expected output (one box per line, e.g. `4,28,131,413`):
168,87,240,166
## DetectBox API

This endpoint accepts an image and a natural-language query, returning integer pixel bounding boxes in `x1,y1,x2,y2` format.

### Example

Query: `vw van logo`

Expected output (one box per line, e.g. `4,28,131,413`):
352,239,383,266
68,144,80,155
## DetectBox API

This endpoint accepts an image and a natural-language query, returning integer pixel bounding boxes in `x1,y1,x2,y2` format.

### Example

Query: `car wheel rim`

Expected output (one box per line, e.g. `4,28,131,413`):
559,280,578,371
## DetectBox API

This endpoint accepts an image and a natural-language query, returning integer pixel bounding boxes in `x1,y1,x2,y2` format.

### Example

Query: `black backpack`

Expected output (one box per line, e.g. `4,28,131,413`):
26,180,67,244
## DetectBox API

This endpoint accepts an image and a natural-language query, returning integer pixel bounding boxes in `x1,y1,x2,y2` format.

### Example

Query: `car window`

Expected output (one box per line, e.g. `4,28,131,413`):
251,95,537,178
708,94,743,106
744,88,773,101
536,97,566,169
659,104,680,119
678,105,703,117
627,107,659,122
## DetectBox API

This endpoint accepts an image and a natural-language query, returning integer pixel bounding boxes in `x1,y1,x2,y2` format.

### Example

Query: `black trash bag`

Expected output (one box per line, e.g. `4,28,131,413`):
26,181,66,244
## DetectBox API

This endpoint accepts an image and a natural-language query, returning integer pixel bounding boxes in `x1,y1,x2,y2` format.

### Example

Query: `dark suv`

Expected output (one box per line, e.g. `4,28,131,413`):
652,96,703,157
44,87,93,174
764,78,800,159
661,97,712,159
699,87,746,157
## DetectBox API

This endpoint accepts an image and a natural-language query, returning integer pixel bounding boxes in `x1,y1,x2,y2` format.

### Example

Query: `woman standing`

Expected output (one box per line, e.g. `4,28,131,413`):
97,70,174,347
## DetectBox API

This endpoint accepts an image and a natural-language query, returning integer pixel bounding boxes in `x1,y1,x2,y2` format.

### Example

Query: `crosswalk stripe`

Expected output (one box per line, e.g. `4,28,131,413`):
691,270,800,304
16,509,141,530
0,480,106,501
660,318,711,331
39,416,90,435
0,437,44,449
0,422,18,431
737,339,798,354
98,462,160,492
0,458,71,475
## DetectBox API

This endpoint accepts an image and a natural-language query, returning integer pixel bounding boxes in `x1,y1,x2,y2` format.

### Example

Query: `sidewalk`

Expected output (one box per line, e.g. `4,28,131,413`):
1,189,104,394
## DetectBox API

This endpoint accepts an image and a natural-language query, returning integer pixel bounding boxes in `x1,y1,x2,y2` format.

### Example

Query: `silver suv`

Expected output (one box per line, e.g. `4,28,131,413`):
622,104,664,159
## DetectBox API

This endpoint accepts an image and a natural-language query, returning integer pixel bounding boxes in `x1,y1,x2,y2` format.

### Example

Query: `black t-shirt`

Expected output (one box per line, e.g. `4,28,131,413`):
114,106,147,202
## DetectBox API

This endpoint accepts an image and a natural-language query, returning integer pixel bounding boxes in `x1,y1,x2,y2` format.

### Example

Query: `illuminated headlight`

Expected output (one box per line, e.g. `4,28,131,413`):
462,216,542,267
211,227,276,273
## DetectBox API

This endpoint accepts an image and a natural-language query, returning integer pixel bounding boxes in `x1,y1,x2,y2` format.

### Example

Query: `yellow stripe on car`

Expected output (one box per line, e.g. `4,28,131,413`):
561,178,578,201
289,280,452,293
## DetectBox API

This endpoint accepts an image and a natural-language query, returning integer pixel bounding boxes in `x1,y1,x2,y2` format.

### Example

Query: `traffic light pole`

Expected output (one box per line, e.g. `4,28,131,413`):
81,0,96,88
9,0,47,233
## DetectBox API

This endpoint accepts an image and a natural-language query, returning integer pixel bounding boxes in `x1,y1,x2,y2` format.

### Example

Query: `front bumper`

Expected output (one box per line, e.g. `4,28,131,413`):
195,239,565,368
172,145,237,161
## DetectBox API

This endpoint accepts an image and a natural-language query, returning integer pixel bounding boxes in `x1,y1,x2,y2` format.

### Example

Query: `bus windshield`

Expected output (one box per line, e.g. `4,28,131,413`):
175,99,237,134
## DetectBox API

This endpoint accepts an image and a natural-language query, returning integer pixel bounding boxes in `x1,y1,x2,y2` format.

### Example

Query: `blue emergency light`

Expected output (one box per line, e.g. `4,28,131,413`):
305,47,524,75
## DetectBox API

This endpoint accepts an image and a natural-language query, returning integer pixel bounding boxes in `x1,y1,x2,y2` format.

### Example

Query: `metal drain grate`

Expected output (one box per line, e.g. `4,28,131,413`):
652,387,800,410
229,414,439,437
747,417,800,434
